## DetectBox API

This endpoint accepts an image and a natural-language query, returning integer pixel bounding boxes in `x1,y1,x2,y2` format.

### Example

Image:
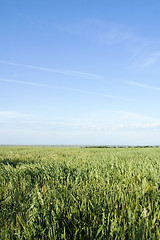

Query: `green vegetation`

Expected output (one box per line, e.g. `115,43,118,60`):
0,146,160,239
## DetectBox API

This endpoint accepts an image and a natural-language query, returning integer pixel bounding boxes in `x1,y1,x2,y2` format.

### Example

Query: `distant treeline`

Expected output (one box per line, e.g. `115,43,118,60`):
84,145,160,148
0,145,159,148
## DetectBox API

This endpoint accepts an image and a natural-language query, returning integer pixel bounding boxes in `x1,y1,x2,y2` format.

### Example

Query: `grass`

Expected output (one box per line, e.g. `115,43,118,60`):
0,146,160,239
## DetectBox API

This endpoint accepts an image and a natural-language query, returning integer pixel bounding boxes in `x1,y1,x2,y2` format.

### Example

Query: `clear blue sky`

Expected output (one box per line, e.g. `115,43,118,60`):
1,0,160,145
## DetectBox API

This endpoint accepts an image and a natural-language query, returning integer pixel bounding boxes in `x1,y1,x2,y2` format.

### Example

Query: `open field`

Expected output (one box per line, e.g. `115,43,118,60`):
0,146,160,239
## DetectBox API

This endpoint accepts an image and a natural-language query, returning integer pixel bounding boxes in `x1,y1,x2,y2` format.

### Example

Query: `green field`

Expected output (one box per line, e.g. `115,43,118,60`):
0,146,160,239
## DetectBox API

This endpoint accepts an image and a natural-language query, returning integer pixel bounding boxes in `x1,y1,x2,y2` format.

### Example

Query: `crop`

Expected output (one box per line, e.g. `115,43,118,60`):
0,146,160,239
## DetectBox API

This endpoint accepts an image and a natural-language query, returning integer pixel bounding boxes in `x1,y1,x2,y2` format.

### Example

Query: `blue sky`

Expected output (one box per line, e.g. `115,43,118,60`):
1,0,160,145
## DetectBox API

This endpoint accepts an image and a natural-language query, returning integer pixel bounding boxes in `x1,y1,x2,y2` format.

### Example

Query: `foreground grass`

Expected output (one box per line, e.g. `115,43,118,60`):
0,146,160,239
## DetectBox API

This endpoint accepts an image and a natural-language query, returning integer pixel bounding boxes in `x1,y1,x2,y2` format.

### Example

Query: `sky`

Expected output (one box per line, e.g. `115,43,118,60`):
1,0,160,145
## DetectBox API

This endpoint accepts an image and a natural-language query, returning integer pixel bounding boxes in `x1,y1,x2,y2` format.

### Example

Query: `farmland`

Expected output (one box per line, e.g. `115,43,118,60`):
0,146,160,239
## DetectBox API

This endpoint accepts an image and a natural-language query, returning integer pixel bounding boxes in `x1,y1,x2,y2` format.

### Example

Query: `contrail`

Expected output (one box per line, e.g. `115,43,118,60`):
0,60,102,80
127,81,160,91
0,78,125,100
0,78,53,88
64,87,121,99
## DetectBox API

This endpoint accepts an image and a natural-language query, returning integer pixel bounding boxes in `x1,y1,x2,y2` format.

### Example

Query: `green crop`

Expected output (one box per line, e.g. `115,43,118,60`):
0,146,160,239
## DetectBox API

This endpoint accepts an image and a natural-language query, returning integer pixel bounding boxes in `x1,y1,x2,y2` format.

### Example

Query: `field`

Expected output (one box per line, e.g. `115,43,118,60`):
0,146,160,239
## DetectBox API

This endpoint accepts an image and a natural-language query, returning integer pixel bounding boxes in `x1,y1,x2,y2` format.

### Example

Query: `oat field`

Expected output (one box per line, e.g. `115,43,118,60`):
0,146,160,239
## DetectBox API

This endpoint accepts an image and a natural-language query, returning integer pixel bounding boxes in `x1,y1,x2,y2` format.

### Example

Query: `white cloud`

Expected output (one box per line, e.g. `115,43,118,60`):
0,111,30,120
113,122,160,131
75,110,160,132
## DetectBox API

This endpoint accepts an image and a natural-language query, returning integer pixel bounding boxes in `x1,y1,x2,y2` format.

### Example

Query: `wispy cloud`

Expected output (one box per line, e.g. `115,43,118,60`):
91,21,160,70
87,19,133,45
46,111,160,131
0,111,32,122
78,109,160,132
1,109,160,133
86,122,160,132
0,78,127,100
0,60,102,80
129,51,160,70
54,19,160,71
126,81,160,91
54,19,133,45
63,87,121,99
0,78,51,87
